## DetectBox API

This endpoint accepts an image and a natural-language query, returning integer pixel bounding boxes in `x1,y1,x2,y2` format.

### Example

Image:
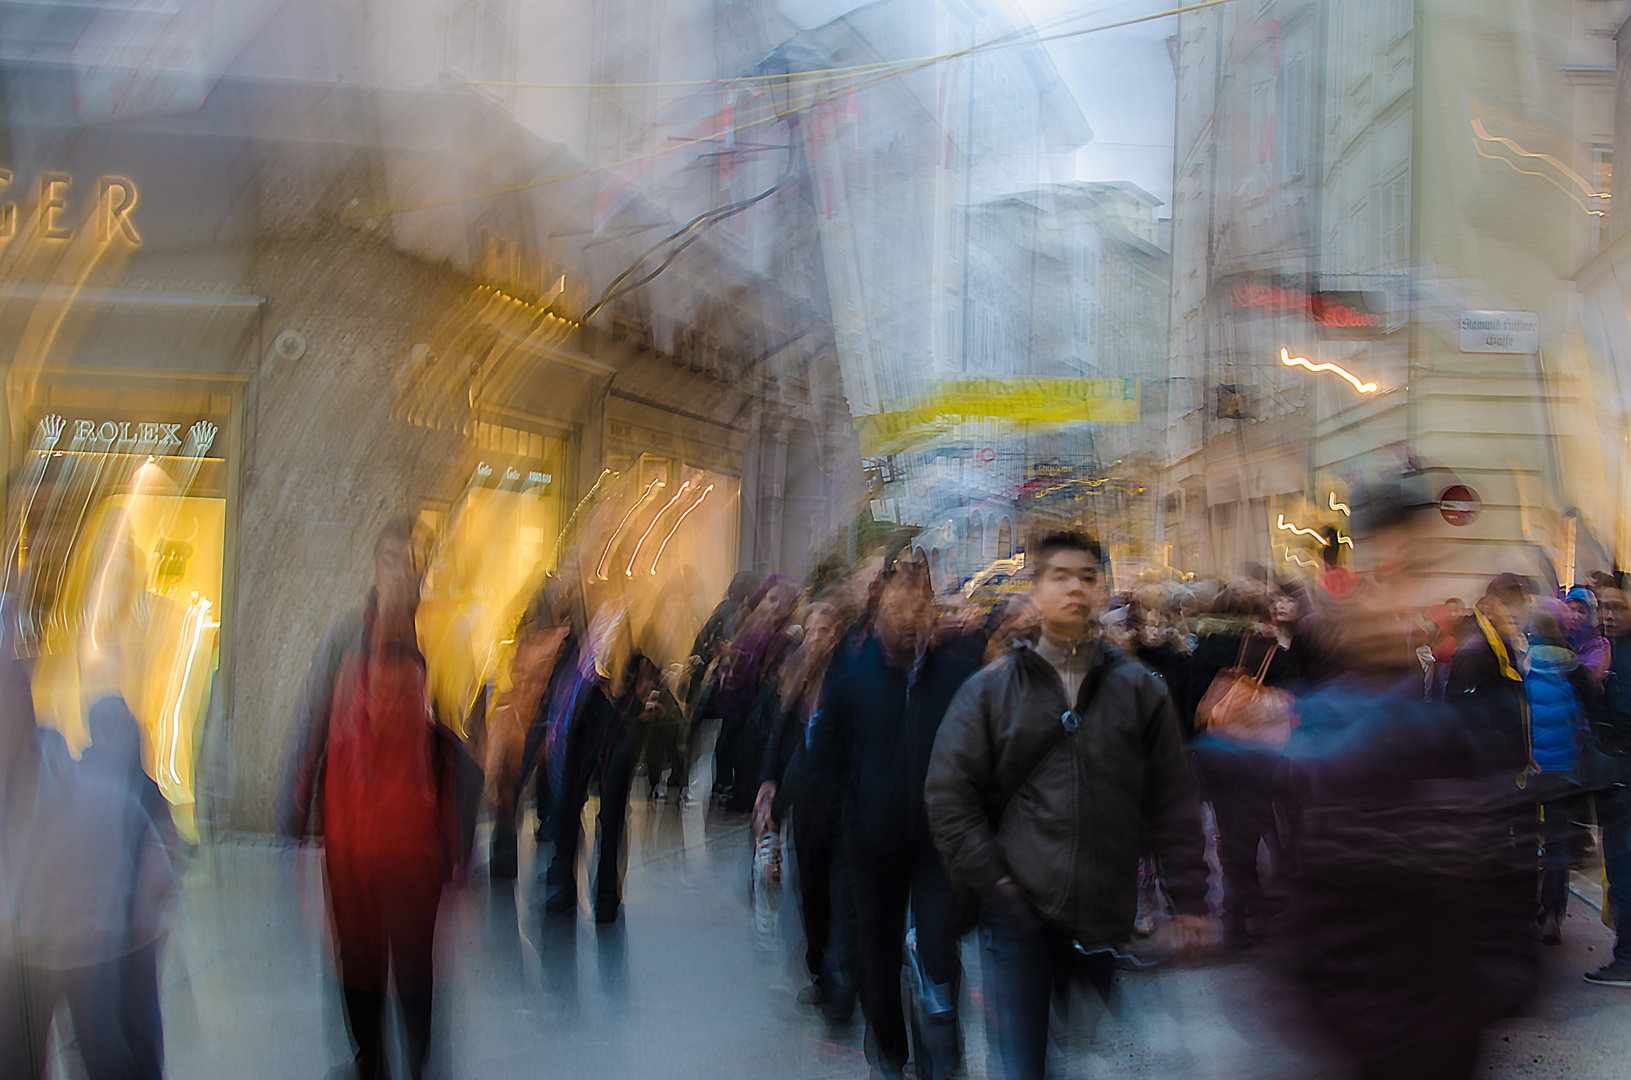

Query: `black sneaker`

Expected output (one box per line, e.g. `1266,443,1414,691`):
1584,961,1631,986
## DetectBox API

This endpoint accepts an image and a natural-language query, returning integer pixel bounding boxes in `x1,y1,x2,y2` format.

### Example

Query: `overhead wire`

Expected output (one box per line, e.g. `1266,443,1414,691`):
343,0,1236,222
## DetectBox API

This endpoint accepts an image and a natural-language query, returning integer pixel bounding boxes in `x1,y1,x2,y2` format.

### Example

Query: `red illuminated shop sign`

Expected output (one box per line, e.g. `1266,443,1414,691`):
1226,276,1388,339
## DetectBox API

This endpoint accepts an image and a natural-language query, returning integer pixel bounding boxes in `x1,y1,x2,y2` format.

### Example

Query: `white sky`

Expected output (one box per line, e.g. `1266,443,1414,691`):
777,0,1179,209
1015,0,1178,209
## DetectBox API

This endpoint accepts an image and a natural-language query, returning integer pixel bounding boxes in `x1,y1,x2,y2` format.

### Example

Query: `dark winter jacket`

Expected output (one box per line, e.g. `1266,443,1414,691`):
1446,620,1530,771
1275,673,1540,1068
1134,640,1193,738
1588,633,1631,775
807,634,978,857
924,639,1208,949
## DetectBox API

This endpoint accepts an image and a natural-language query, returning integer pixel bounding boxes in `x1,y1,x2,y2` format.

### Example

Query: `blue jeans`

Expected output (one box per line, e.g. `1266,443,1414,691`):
1598,787,1631,964
979,905,1114,1080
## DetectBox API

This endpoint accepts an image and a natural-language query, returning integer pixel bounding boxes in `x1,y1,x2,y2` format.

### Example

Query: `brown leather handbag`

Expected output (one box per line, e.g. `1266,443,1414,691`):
1196,636,1295,750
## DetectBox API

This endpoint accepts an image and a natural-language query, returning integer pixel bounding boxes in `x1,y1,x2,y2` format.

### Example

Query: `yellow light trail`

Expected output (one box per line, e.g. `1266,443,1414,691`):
1329,492,1350,515
650,484,715,575
163,597,214,791
1467,119,1604,206
1282,546,1316,568
1337,533,1354,548
1277,514,1329,545
554,467,613,568
627,480,692,577
87,460,164,649
1279,348,1378,393
595,477,664,580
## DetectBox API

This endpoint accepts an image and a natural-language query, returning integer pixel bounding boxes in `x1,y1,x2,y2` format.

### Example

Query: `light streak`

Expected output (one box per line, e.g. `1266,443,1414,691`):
627,480,692,577
1470,118,1607,217
164,597,214,791
1282,546,1316,568
650,485,714,575
1277,514,1329,545
1279,348,1378,393
1329,492,1350,515
87,461,164,648
1337,533,1353,548
595,477,664,579
554,467,613,567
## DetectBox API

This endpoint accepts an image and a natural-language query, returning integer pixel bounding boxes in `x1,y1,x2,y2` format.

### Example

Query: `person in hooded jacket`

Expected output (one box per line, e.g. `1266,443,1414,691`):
1525,598,1598,944
1562,585,1610,686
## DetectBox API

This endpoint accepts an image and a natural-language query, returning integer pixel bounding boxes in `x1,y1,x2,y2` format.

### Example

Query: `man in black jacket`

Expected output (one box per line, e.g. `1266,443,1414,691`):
925,533,1209,1080
1446,573,1532,772
808,553,977,1080
1589,585,1631,985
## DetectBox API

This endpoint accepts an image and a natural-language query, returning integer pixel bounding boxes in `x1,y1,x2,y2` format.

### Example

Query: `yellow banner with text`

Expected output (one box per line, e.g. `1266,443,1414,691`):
854,378,1140,456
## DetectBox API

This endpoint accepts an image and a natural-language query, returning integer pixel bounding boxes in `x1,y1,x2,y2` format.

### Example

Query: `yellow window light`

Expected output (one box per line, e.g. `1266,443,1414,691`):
1279,348,1378,393
650,484,715,575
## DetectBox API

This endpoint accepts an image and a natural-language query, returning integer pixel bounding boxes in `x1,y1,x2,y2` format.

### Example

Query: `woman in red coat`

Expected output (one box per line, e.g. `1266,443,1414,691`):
278,518,451,1080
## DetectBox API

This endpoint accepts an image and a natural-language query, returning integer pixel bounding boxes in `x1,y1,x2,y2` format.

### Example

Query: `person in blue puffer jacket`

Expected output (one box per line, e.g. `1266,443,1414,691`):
1526,597,1598,944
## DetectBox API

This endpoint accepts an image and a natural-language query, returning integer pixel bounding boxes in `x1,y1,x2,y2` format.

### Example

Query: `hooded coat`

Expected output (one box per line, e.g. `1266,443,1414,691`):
1525,644,1585,774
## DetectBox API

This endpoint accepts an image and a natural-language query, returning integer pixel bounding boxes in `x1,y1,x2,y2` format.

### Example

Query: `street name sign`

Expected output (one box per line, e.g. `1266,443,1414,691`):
1459,311,1539,354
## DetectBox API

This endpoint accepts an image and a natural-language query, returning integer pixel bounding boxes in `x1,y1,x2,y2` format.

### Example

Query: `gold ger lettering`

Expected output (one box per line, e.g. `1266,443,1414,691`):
0,171,140,244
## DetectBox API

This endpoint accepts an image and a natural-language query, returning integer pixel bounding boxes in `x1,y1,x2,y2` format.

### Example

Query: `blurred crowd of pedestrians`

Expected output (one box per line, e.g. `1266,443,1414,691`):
12,467,1631,1080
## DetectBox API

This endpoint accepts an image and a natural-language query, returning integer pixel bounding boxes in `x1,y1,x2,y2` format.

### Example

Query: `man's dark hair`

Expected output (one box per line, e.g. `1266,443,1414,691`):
1031,531,1108,576
883,546,933,597
1485,572,1531,604
1210,584,1272,621
726,570,762,605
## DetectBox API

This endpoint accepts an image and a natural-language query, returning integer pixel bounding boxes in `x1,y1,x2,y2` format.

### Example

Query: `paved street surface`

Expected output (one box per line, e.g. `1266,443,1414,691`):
123,790,1631,1080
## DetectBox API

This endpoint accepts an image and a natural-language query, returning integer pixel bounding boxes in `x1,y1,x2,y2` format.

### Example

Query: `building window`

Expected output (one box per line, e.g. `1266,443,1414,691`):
1387,0,1412,43
1381,171,1409,268
446,0,511,85
1350,2,1373,89
1251,77,1276,170
1595,146,1613,252
1347,199,1370,273
1284,54,1310,180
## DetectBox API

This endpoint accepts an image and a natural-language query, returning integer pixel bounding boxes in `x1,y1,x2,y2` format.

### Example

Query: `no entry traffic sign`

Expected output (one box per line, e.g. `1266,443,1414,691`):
1439,485,1481,527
